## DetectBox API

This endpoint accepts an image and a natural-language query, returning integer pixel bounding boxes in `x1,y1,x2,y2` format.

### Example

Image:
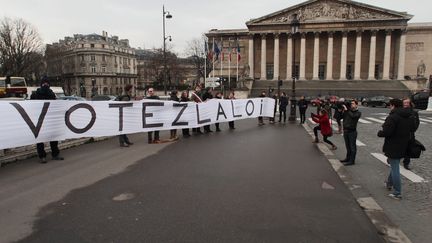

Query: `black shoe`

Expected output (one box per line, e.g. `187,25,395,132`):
52,156,64,160
340,159,349,163
120,143,130,147
229,127,235,130
216,129,221,132
343,162,355,166
403,164,411,170
126,142,134,145
183,134,191,138
39,157,47,164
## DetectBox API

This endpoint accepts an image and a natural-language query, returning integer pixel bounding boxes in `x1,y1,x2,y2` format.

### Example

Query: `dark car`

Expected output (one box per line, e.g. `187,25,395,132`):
362,96,391,107
411,91,430,110
58,96,87,101
91,95,116,101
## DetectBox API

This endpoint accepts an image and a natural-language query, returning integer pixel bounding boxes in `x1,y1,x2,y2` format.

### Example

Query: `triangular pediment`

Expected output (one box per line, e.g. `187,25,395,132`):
247,0,412,26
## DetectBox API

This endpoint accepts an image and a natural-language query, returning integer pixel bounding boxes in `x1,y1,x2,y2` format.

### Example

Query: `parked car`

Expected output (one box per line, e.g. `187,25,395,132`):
58,96,87,101
361,96,392,107
91,95,116,101
411,91,430,110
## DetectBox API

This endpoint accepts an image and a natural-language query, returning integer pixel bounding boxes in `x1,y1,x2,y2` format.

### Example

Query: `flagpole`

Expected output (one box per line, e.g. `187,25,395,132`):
204,38,207,83
220,37,223,79
228,38,231,91
236,38,239,86
212,38,215,78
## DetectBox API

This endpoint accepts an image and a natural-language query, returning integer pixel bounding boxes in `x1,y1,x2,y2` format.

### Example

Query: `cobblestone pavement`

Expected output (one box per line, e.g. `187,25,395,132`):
305,106,432,243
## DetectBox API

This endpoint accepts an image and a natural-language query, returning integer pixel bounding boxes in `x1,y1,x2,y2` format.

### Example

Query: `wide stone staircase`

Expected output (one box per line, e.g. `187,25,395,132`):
250,80,411,98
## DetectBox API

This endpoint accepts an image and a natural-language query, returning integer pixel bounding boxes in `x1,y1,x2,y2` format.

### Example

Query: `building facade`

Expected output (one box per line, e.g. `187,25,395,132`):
46,31,137,98
206,0,432,96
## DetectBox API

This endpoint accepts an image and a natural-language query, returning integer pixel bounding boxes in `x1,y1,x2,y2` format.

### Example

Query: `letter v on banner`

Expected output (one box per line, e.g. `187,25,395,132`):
10,102,50,138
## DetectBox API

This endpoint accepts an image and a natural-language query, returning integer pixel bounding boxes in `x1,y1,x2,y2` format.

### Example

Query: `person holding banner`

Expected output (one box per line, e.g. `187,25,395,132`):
214,92,223,132
228,91,236,129
191,85,204,134
30,77,64,163
146,88,161,143
202,87,214,133
258,91,266,125
180,91,191,137
116,84,134,147
169,90,180,140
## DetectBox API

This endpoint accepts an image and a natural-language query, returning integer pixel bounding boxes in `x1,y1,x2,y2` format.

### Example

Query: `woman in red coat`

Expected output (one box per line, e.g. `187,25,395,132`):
312,109,337,150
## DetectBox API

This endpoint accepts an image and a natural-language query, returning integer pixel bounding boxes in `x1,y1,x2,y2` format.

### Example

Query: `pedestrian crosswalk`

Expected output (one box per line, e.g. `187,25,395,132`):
307,116,432,126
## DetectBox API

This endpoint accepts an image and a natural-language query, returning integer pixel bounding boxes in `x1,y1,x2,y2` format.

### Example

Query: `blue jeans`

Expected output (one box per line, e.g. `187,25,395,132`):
387,158,402,196
343,130,357,163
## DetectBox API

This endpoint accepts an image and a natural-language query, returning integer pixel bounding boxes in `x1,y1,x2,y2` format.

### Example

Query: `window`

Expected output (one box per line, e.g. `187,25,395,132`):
319,64,326,80
266,64,274,80
346,64,353,80
91,55,95,61
119,57,122,64
91,66,96,73
82,67,86,72
81,44,84,48
80,55,85,61
103,78,107,85
292,64,299,80
102,67,106,73
90,44,95,48
102,55,106,62
102,44,105,49
114,56,117,64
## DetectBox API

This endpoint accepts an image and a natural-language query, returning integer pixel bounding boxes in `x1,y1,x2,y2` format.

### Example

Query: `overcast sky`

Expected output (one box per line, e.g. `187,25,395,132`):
1,0,431,56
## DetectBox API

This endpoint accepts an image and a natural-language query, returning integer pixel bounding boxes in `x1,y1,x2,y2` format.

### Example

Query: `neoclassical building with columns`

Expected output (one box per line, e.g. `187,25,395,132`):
206,0,432,97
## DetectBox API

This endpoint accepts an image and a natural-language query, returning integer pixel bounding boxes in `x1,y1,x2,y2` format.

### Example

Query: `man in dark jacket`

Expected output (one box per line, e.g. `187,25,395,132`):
402,98,420,170
202,88,213,133
169,90,180,140
180,91,191,137
278,92,288,123
30,77,64,163
146,88,161,143
258,91,266,125
297,96,308,124
340,100,361,166
116,84,134,147
378,99,416,200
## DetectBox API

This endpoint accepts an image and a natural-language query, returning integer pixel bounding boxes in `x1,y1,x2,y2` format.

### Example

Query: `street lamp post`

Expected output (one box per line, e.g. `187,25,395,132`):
163,5,172,95
288,14,300,122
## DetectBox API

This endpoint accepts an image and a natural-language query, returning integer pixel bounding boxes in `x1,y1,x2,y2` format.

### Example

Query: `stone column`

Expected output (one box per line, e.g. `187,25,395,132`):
397,29,407,80
286,33,293,80
260,34,267,80
326,32,334,80
299,33,306,80
354,30,362,80
340,31,348,80
248,35,254,78
383,30,392,80
368,30,377,80
273,33,280,80
313,32,320,80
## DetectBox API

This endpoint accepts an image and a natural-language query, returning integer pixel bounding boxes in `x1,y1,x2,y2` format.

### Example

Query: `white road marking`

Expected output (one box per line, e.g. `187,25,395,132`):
371,153,426,183
419,118,432,124
308,118,316,124
420,117,432,122
365,117,385,124
356,140,366,146
358,118,372,124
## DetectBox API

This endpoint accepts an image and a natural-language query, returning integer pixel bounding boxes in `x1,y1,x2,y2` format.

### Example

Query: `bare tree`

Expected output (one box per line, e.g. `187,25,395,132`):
0,17,44,78
184,35,213,82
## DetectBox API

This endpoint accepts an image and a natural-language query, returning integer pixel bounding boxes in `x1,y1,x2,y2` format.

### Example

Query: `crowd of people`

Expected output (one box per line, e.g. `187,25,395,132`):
30,79,422,200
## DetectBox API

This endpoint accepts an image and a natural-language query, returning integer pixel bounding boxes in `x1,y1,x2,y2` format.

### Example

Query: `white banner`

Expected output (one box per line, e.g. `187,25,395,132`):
0,98,275,149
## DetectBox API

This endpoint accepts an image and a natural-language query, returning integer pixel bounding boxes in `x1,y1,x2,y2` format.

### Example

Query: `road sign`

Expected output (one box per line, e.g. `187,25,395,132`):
205,78,220,88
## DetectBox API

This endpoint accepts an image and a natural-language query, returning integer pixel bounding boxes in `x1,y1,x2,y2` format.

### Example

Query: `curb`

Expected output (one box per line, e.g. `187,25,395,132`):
0,137,110,167
302,123,411,243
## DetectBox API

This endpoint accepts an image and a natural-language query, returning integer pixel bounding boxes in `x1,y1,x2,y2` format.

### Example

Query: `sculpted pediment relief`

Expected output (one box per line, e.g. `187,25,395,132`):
250,0,410,25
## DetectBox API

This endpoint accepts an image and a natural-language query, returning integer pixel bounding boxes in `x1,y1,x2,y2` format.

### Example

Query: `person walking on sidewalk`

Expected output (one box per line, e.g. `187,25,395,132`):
30,77,64,163
298,96,308,124
258,91,266,125
146,88,161,143
180,91,191,138
340,100,361,166
311,109,337,150
378,99,416,200
116,84,134,147
278,92,288,123
402,98,420,170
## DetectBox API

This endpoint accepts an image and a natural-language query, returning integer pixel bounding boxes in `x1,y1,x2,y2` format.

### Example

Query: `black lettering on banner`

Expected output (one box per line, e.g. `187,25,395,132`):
11,102,50,138
172,103,188,126
216,102,227,120
196,104,211,124
108,103,133,131
245,100,255,116
231,100,242,118
65,103,96,134
260,99,263,115
142,102,164,128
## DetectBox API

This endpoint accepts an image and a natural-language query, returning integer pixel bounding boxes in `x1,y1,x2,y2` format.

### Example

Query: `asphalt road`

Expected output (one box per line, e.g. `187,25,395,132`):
306,106,432,243
0,119,383,243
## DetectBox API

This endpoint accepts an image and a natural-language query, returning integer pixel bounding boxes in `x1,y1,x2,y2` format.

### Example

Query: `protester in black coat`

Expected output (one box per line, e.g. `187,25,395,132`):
332,100,344,134
146,88,161,143
169,90,180,140
269,93,277,124
340,100,361,166
180,91,191,137
202,88,213,133
214,92,223,132
30,77,64,163
278,92,288,123
402,98,420,170
297,96,308,124
116,84,134,147
258,91,266,125
378,99,416,199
